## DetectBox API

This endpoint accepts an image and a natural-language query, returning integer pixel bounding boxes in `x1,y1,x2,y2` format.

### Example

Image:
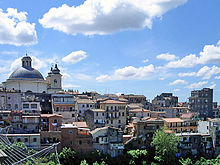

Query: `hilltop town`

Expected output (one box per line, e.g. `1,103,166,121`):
0,55,219,164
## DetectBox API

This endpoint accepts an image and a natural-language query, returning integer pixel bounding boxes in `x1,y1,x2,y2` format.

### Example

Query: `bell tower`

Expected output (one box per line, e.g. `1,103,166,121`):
46,64,62,94
22,54,32,68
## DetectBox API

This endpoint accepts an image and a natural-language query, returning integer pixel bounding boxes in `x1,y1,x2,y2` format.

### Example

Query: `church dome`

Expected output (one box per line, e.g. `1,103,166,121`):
8,55,44,80
9,67,44,80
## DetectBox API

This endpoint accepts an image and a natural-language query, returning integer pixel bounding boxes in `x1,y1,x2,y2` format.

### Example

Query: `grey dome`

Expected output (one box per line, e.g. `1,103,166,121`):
9,67,44,80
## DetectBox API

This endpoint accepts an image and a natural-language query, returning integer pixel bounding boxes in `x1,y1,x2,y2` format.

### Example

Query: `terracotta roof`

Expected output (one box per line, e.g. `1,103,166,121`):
72,122,88,128
129,109,150,113
76,99,95,104
90,109,105,112
101,100,126,104
180,113,197,119
41,114,62,118
162,118,184,123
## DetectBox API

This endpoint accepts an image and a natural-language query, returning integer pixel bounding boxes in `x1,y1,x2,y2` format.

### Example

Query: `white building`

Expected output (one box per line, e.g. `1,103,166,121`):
2,55,62,94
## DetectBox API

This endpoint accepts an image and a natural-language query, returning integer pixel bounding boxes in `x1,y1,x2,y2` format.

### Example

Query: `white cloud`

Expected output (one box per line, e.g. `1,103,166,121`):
96,64,155,82
62,51,87,64
142,59,149,63
10,56,48,71
215,76,220,79
39,0,187,35
169,79,187,85
0,8,37,46
63,84,80,88
208,82,216,89
166,41,220,68
185,81,208,89
166,54,198,68
156,53,177,61
178,66,220,79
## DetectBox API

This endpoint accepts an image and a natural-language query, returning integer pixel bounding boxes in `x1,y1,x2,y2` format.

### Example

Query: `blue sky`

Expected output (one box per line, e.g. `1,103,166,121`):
0,0,220,103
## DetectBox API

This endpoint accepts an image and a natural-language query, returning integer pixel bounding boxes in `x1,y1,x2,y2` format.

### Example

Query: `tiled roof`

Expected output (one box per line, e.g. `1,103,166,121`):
180,113,197,119
129,109,150,113
101,100,126,104
72,122,88,128
41,114,62,118
163,118,184,123
76,99,95,104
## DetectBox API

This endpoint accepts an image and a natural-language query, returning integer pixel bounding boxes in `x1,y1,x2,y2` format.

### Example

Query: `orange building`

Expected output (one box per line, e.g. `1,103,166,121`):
163,118,197,133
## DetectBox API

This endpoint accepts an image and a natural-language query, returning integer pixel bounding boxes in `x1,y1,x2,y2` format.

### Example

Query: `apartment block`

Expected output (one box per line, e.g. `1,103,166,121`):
189,88,213,118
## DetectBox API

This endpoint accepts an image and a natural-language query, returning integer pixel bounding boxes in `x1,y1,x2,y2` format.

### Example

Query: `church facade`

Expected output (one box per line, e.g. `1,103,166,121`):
2,55,62,94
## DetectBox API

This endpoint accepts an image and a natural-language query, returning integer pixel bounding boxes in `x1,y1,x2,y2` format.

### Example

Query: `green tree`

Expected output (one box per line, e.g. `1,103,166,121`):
151,128,179,165
59,147,77,165
180,155,220,165
80,160,88,165
126,149,148,165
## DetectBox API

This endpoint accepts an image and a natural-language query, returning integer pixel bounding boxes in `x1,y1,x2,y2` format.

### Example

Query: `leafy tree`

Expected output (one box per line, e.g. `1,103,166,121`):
126,149,148,165
151,128,179,165
80,160,88,165
180,155,220,165
59,147,77,165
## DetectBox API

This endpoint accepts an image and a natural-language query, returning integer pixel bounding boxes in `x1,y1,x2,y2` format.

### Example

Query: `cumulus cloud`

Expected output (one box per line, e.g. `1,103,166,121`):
185,81,208,89
178,66,220,79
169,79,187,85
157,53,177,61
166,41,220,68
39,0,187,35
0,8,37,46
62,51,87,64
96,64,155,82
10,56,48,71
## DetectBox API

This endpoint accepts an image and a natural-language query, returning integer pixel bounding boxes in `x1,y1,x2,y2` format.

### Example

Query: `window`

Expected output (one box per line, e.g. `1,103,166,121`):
87,104,89,108
72,114,75,117
79,140,82,145
31,104,37,109
8,97,10,100
122,112,124,116
33,138,37,142
82,104,85,108
96,112,98,116
87,140,90,144
7,104,11,109
102,113,104,116
56,107,59,111
111,120,113,124
70,141,73,145
54,119,58,123
17,138,21,142
90,104,92,107
69,130,73,134
70,107,73,111
119,120,121,123
15,104,18,109
25,138,28,142
23,104,29,109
